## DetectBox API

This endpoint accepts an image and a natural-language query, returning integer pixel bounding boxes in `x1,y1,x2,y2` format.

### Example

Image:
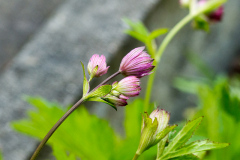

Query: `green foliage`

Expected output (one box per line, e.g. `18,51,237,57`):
12,97,156,160
157,117,228,160
123,18,168,56
175,73,240,159
12,97,118,160
0,150,2,160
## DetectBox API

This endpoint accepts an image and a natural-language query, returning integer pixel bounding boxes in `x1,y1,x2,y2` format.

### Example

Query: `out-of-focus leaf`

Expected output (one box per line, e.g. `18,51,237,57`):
174,78,205,94
124,30,147,43
123,18,149,36
0,150,2,160
147,28,168,41
52,145,76,160
12,97,119,160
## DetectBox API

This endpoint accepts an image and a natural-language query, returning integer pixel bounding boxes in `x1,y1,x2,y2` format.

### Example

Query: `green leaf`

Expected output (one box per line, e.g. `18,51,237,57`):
85,85,112,100
124,30,147,43
52,145,76,160
0,150,2,160
88,97,117,110
147,28,168,41
12,97,119,160
81,62,90,96
169,154,200,160
163,117,203,155
123,18,149,36
161,140,229,159
156,125,177,141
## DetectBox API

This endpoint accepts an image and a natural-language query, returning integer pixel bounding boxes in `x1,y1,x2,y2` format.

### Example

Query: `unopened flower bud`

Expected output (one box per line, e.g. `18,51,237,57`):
136,109,173,155
87,54,109,79
119,47,154,78
102,95,128,106
113,76,141,97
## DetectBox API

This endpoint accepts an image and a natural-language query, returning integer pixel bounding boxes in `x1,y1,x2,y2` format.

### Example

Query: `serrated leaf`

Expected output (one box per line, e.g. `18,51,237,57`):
12,97,119,160
163,117,203,155
147,28,168,41
88,97,117,110
81,62,90,96
85,85,112,100
169,154,200,160
161,140,229,159
156,125,177,141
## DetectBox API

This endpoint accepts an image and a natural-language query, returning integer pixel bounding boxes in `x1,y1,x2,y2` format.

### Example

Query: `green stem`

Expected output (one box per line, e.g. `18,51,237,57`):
144,14,193,109
30,98,84,160
132,153,140,160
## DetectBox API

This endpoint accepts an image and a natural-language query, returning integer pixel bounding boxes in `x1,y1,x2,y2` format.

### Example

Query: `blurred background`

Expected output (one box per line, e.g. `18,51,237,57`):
0,0,240,159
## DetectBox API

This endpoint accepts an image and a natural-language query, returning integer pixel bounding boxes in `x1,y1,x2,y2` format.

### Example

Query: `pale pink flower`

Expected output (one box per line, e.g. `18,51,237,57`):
87,54,109,78
114,76,141,97
119,47,154,78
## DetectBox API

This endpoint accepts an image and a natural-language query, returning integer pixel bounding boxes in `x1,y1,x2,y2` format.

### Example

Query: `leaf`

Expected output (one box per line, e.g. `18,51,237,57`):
156,125,177,141
123,18,149,36
124,30,147,43
163,117,203,155
88,97,117,110
85,85,112,100
0,150,2,160
161,140,229,159
12,97,119,160
220,82,240,122
52,145,76,160
81,62,90,96
147,28,168,41
169,154,200,160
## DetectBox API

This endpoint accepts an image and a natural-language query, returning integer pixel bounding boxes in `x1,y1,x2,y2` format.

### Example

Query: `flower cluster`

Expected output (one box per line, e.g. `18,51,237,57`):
103,76,141,106
86,47,154,107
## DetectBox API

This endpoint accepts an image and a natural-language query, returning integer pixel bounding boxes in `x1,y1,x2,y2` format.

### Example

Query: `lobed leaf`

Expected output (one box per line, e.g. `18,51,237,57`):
161,140,229,159
163,117,203,155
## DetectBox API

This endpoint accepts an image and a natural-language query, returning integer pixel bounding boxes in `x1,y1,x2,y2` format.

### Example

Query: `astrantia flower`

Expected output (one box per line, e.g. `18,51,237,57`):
113,76,141,97
87,54,109,79
119,47,154,78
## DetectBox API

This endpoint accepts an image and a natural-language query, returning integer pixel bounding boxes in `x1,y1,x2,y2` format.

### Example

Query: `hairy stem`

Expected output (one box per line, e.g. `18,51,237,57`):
30,71,121,160
132,153,140,160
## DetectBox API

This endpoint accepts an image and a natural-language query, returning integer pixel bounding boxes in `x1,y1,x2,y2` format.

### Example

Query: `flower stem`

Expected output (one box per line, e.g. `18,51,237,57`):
132,153,140,160
30,71,121,160
30,98,84,160
144,14,193,109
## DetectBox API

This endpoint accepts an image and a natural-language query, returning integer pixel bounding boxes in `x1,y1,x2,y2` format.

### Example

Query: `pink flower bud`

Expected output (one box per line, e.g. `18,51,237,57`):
149,108,170,134
198,0,223,22
103,95,128,106
114,76,141,97
119,47,154,78
87,54,109,78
